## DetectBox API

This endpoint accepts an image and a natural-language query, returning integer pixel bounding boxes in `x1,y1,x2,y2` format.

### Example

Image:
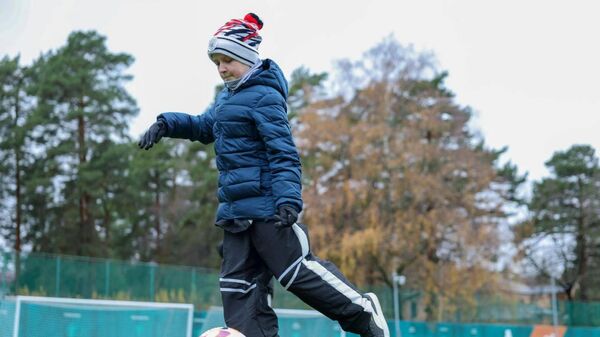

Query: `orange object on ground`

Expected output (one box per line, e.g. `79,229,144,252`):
530,325,567,337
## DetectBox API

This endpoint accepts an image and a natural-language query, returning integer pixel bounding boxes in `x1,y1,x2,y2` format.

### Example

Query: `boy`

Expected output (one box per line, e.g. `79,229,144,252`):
139,13,389,337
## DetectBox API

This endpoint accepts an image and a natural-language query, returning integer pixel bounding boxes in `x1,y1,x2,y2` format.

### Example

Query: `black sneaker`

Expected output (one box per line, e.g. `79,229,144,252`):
361,292,390,337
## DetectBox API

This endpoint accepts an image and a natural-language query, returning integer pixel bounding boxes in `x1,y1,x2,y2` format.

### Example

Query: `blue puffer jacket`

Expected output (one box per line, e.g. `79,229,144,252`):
158,59,302,225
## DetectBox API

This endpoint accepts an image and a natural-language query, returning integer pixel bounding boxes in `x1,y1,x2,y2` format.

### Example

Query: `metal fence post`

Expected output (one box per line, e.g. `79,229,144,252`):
190,268,196,301
0,252,5,297
551,277,559,337
393,272,406,337
104,260,110,298
149,263,155,301
55,256,61,297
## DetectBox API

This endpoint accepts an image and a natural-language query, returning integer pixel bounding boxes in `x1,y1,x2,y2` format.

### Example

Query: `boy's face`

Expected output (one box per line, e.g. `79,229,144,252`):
210,54,250,82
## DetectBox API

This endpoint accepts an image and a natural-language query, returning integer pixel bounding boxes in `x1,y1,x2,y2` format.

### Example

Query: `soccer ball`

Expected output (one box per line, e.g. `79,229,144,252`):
199,327,246,337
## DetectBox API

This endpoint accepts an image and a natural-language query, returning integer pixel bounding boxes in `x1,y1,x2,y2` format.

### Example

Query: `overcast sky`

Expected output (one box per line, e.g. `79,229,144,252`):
2,0,599,186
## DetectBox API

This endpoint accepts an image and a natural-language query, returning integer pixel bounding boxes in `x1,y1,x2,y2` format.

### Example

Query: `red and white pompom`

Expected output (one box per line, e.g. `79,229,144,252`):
244,13,263,30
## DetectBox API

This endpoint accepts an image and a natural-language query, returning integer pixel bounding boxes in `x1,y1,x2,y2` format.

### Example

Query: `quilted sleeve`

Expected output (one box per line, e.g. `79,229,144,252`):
158,105,215,144
251,93,303,211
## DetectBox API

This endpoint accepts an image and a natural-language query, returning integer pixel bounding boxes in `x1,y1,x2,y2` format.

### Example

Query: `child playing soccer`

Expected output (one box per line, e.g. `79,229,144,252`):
139,13,389,337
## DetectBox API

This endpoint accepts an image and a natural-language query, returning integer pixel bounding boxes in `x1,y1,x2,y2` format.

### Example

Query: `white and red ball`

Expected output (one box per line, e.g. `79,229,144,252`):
199,327,246,337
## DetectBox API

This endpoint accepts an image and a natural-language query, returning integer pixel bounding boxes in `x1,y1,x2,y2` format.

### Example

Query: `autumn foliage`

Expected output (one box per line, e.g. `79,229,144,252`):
295,37,519,319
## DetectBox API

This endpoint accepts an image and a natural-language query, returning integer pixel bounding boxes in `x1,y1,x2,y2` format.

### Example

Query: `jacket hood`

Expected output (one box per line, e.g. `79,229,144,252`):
239,59,289,99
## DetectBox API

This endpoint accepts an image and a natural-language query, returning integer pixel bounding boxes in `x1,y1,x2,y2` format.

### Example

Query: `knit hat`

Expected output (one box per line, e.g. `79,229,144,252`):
208,13,263,67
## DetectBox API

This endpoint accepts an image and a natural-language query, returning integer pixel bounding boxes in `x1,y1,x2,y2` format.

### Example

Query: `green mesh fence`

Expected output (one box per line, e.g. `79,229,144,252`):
562,300,600,326
2,251,221,309
2,251,600,330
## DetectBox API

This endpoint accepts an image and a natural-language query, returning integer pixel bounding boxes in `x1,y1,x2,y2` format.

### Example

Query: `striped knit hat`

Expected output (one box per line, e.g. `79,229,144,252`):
208,13,263,66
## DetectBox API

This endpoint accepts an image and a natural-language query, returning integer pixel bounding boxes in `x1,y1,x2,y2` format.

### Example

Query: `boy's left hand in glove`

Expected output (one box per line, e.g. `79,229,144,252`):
274,205,298,228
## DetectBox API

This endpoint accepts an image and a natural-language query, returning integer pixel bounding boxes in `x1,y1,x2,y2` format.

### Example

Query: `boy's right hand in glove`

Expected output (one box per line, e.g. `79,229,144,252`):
138,120,167,150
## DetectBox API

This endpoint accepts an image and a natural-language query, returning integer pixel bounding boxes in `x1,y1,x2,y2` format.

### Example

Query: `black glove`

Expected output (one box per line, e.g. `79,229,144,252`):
274,205,298,228
138,120,167,150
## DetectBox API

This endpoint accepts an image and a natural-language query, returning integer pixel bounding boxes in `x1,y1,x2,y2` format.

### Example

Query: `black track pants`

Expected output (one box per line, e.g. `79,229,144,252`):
220,220,371,337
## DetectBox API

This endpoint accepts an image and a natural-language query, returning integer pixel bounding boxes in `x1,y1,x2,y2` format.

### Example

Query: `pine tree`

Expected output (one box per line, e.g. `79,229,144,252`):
156,139,221,267
0,56,34,254
30,31,138,256
0,55,38,290
288,66,328,118
517,145,600,300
